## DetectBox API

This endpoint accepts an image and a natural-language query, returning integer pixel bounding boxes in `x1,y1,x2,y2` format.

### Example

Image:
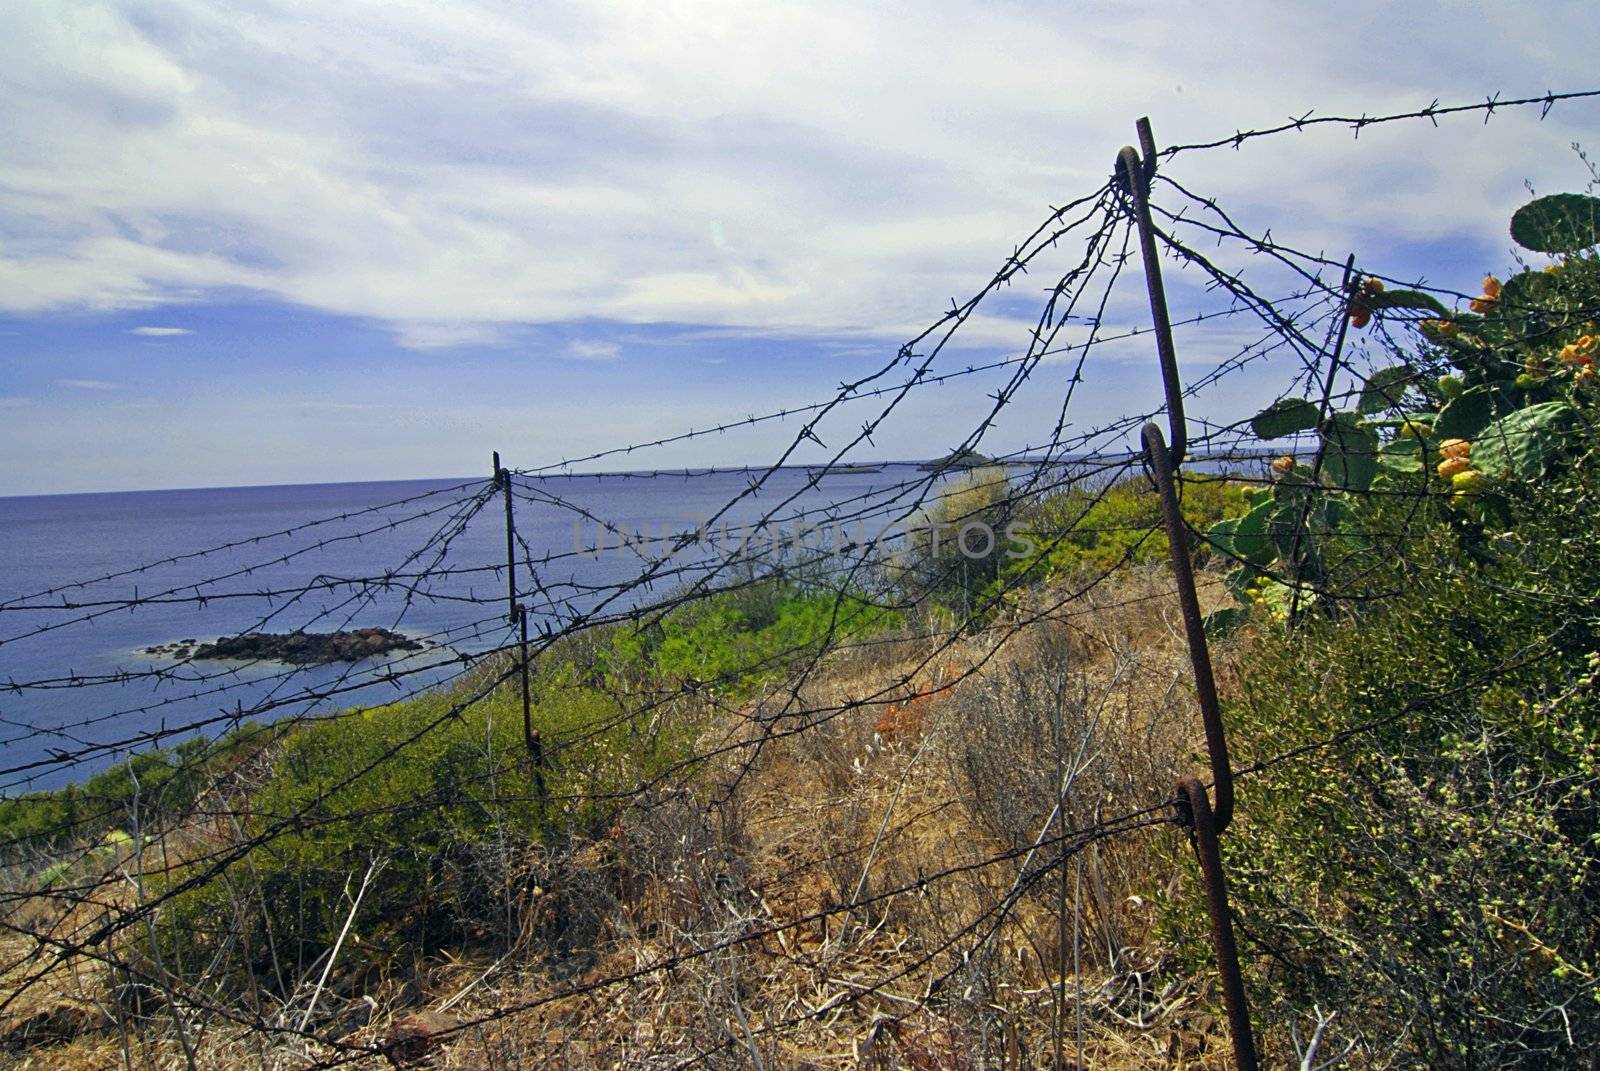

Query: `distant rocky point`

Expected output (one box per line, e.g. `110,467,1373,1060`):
918,447,996,472
144,628,425,665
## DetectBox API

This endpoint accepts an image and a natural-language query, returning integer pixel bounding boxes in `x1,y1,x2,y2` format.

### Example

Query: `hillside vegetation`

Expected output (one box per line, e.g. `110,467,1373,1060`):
3,190,1600,1070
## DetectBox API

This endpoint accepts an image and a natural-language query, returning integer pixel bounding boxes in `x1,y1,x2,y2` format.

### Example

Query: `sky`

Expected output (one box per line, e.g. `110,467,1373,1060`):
1,0,1597,495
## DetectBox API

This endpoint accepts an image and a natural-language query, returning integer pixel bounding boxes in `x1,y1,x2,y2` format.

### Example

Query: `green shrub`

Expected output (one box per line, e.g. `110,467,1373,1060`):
996,472,1237,589
1194,442,1600,1067
894,466,1017,613
153,578,898,981
1,724,266,858
600,580,899,694
1160,216,1600,1065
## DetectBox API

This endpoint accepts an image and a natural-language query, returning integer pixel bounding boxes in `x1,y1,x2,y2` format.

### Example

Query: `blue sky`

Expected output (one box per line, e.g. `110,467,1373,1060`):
1,1,1597,494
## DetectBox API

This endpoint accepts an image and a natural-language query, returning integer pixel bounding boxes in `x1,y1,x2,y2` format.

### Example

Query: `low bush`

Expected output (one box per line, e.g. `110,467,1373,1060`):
0,723,267,858
151,577,899,985
1163,204,1600,1067
996,472,1237,589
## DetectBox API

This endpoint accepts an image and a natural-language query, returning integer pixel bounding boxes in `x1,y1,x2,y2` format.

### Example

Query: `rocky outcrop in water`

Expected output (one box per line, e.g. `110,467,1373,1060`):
144,628,424,665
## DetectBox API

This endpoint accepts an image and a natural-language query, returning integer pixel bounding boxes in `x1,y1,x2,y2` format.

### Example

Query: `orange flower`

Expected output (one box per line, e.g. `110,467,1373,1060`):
1469,275,1502,314
1439,438,1472,461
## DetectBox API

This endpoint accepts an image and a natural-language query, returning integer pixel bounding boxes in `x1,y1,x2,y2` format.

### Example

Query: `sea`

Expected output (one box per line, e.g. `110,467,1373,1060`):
0,464,978,793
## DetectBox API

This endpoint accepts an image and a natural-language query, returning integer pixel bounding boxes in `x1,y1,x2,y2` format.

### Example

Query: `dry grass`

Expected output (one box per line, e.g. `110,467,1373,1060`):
1,566,1237,1068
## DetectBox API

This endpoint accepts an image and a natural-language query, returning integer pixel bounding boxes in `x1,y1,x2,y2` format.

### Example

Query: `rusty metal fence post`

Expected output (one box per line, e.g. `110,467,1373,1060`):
1115,121,1259,1071
1175,776,1257,1071
495,452,548,819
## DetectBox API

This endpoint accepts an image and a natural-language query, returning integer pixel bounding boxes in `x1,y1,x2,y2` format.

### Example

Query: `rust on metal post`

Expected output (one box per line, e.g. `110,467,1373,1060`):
1175,776,1259,1071
1117,119,1233,828
1120,116,1252,1069
1144,423,1234,830
518,606,547,813
495,451,517,624
1116,119,1186,465
1136,115,1159,186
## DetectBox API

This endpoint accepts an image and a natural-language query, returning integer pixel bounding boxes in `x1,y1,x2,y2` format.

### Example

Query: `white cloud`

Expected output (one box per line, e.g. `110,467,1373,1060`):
57,378,121,390
0,0,1595,350
563,339,622,361
392,321,509,350
128,325,192,336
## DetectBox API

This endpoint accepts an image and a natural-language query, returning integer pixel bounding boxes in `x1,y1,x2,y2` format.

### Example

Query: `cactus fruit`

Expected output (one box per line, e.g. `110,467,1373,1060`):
1469,276,1502,315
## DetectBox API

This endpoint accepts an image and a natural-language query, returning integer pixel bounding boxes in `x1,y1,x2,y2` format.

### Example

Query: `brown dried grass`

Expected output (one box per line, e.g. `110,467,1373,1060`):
3,567,1237,1068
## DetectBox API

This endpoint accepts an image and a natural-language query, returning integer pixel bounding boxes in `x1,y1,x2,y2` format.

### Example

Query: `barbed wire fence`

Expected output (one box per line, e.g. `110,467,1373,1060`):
1,88,1597,1069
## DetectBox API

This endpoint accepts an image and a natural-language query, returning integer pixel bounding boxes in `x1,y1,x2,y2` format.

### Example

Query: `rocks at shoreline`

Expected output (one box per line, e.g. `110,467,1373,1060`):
143,628,426,665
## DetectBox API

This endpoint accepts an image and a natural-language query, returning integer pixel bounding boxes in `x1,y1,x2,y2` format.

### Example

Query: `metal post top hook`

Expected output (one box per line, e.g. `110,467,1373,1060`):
1117,117,1187,465
1115,117,1160,195
1115,145,1144,195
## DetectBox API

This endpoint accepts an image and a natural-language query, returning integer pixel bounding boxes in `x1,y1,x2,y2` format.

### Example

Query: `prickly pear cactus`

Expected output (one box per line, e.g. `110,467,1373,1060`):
1510,193,1600,254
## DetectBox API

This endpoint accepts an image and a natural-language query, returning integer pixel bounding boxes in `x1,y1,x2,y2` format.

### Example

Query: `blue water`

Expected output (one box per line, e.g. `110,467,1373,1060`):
0,467,938,792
